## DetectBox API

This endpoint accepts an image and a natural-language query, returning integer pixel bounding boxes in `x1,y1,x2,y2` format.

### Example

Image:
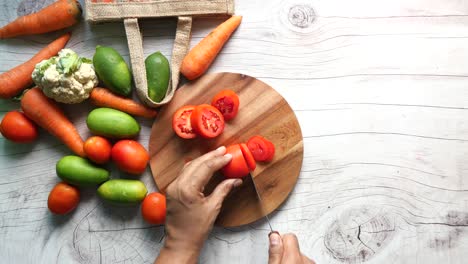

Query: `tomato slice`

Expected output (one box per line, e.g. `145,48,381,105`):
240,143,256,171
172,105,197,139
247,136,275,162
191,104,225,138
211,90,240,121
222,144,250,179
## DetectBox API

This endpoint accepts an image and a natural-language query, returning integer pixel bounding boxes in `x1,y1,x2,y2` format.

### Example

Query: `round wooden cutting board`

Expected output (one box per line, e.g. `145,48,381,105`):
149,73,303,227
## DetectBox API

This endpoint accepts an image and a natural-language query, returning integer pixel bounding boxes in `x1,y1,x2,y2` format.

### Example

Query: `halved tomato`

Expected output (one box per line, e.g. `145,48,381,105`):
191,104,225,138
264,139,276,161
172,105,197,139
222,144,250,179
211,90,240,121
247,135,275,162
240,143,256,171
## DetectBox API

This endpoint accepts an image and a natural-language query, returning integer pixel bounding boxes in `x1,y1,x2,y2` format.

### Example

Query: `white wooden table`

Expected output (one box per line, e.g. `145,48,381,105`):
1,0,468,263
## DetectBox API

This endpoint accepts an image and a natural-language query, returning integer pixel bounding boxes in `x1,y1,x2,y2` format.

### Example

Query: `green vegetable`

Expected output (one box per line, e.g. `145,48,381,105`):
93,45,132,97
56,155,110,186
87,108,140,138
97,179,147,204
57,50,80,75
36,56,57,75
145,51,170,102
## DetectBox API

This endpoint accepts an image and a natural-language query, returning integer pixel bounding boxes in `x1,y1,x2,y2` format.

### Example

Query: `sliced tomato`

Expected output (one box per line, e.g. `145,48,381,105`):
264,139,276,162
247,135,275,162
240,143,256,171
191,104,225,138
211,90,240,121
222,144,250,179
172,105,197,139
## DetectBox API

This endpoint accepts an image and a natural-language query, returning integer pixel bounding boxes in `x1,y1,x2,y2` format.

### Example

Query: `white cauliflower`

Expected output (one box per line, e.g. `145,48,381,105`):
32,49,98,104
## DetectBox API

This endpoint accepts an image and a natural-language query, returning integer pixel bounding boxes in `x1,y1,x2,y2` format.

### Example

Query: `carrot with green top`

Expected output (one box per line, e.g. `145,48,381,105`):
90,87,158,118
0,0,81,39
21,87,86,157
0,33,71,99
180,16,242,80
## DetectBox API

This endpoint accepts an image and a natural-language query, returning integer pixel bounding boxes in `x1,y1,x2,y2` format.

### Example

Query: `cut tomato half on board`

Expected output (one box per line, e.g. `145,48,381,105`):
222,144,250,179
172,105,197,139
240,143,256,171
211,90,240,121
247,135,275,162
190,104,225,138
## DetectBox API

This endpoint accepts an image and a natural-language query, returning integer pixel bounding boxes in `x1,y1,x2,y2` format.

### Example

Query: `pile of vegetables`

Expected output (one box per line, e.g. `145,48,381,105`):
0,2,242,225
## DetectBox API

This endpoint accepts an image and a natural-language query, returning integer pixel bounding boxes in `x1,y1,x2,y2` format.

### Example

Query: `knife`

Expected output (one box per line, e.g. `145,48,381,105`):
250,174,275,233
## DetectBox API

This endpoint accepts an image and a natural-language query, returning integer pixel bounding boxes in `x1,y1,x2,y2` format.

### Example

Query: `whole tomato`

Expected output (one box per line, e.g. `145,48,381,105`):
111,140,150,174
48,182,80,215
84,136,112,164
0,111,38,143
141,192,166,224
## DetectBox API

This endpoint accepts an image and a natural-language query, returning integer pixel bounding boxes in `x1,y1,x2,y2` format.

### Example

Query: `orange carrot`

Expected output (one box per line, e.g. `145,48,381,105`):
0,33,71,99
21,87,86,157
0,0,81,39
180,15,242,80
90,87,158,118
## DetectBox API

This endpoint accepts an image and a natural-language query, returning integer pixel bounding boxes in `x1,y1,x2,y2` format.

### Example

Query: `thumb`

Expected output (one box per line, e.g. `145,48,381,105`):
208,178,242,210
268,232,283,264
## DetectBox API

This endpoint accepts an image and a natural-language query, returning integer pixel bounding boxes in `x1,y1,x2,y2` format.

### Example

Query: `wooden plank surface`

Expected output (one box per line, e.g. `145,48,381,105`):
148,72,303,227
1,0,468,263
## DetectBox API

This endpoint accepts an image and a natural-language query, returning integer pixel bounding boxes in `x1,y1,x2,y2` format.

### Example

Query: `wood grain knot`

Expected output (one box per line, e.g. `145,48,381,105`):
324,207,395,263
17,0,54,16
288,5,315,29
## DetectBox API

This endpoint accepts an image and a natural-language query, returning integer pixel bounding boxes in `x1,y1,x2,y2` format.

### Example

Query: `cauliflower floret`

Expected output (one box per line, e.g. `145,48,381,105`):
32,49,98,104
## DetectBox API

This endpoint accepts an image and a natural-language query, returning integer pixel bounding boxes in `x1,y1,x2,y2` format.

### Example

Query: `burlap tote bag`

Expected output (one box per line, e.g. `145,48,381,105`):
85,0,235,107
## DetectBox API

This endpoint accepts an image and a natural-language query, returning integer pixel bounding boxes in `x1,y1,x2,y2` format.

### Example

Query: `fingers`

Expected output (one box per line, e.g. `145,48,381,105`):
190,150,232,190
189,146,227,169
268,232,283,264
281,233,303,263
208,178,242,210
180,146,227,177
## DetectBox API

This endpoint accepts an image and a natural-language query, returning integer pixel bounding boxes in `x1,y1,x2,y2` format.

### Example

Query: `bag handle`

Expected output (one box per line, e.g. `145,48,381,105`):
124,16,192,107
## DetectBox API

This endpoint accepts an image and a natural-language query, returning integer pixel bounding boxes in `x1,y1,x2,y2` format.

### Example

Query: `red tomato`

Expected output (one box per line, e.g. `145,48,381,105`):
222,144,250,178
141,192,166,224
247,136,275,162
240,143,256,171
211,90,240,121
172,105,197,139
111,140,150,174
48,182,80,215
0,111,38,143
191,104,225,138
84,136,112,164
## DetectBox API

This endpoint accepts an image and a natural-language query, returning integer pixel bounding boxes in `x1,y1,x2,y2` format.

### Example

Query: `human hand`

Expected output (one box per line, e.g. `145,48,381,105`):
268,232,315,264
155,146,242,264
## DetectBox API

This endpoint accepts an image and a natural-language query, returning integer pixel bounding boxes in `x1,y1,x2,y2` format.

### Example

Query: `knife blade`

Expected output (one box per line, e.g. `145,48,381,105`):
250,174,274,233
